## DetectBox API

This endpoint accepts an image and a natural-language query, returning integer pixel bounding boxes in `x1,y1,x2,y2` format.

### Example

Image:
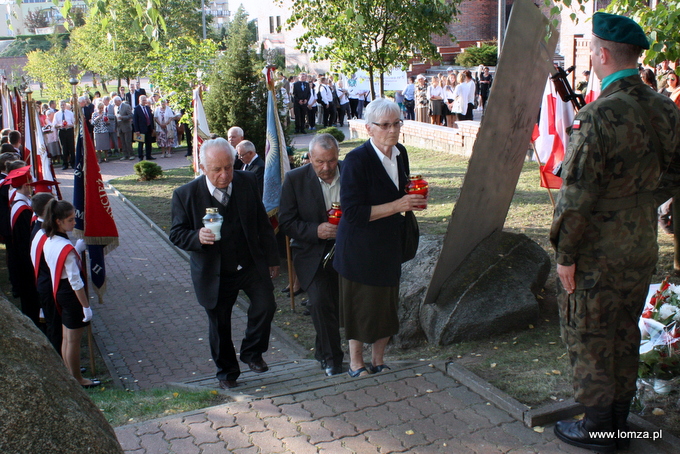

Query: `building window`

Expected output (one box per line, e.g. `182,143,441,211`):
269,16,275,34
276,16,281,32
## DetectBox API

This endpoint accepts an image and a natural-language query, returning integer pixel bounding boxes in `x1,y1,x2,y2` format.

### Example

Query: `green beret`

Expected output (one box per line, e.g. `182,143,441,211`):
593,12,649,49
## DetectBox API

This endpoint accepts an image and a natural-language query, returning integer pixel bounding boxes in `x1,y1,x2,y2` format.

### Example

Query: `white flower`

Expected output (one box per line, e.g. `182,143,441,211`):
669,283,680,297
674,311,680,323
658,303,677,320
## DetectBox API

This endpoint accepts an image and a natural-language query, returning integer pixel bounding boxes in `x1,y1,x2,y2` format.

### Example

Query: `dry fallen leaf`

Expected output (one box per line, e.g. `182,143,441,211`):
405,430,415,435
652,408,665,416
490,363,497,368
533,426,544,433
552,370,561,375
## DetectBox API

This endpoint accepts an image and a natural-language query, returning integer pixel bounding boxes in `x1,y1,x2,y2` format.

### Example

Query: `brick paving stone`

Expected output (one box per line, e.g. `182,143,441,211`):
135,422,161,436
405,392,446,417
248,430,285,454
402,375,442,394
321,393,357,413
452,407,497,432
167,437,200,454
457,430,506,454
116,425,142,451
159,418,191,440
501,420,546,446
442,385,486,408
471,402,517,426
387,422,430,450
138,431,172,454
183,413,208,425
383,380,419,399
301,399,336,419
187,420,221,445
408,417,453,443
205,407,237,430
316,439,355,454
264,416,301,439
342,409,378,434
250,399,282,418
280,435,319,454
231,447,261,454
364,429,408,453
234,411,268,433
385,400,426,423
217,426,253,450
198,442,230,454
298,420,334,444
355,386,398,406
279,403,314,424
363,405,402,428
319,416,359,438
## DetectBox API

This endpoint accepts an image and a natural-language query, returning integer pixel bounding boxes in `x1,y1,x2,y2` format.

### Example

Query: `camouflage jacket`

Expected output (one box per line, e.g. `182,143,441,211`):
550,75,680,269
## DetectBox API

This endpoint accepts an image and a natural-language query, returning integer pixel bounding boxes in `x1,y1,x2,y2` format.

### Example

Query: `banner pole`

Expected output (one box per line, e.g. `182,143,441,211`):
530,141,555,208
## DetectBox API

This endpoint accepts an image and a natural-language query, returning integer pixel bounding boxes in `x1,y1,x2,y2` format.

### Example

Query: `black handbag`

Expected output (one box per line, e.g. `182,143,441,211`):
396,144,419,262
402,210,419,263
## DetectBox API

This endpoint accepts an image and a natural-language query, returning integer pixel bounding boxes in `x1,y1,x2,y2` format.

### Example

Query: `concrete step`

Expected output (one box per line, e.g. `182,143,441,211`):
170,359,427,399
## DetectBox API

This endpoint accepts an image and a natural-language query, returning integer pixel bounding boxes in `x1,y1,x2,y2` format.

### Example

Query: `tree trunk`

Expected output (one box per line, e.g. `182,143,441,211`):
380,73,385,98
368,67,376,101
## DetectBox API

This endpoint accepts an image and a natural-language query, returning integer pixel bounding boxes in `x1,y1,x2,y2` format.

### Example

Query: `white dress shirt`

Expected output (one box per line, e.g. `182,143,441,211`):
369,138,400,189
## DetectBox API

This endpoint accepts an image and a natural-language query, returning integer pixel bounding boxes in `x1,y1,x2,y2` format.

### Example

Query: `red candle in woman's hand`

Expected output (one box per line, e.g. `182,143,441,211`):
406,175,428,209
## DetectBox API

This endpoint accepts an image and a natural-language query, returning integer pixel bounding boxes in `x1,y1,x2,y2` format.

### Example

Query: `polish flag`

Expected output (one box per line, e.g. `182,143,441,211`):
584,70,601,104
532,78,575,189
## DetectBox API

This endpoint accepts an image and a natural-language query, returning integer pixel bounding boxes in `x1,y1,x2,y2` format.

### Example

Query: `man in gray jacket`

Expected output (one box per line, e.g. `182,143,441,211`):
114,96,133,160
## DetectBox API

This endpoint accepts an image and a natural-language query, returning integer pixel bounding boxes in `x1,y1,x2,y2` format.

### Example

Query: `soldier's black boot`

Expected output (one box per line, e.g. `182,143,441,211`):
612,399,632,451
554,406,616,453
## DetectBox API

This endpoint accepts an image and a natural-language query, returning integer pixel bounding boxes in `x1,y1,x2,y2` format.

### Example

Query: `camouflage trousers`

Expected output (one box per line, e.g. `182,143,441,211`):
558,264,653,407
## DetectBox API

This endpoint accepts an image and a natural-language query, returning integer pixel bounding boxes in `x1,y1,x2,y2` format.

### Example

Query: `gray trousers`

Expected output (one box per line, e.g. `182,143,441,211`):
118,129,133,158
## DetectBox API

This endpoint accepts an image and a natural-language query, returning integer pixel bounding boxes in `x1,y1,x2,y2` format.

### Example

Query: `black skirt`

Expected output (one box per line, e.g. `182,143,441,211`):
56,278,90,330
339,276,399,344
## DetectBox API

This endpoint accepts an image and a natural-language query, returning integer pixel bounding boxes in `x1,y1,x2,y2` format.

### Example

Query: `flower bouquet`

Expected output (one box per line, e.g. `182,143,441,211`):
638,278,680,392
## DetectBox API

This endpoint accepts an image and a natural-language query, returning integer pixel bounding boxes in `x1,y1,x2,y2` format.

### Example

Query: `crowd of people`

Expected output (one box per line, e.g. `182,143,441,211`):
276,66,491,133
35,83,188,168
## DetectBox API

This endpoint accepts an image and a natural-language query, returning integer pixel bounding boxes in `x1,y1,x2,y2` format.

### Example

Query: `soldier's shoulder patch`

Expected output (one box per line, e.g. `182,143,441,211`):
572,120,581,130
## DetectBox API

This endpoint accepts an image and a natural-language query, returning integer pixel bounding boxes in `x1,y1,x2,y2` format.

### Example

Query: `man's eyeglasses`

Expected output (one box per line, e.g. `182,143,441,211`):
371,120,404,130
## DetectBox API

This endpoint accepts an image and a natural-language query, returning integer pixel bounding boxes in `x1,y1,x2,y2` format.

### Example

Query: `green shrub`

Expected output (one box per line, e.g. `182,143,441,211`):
134,161,163,181
456,43,498,67
316,127,345,143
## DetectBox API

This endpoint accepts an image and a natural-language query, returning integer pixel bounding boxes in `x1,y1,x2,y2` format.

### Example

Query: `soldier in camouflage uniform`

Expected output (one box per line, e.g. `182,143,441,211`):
550,12,680,453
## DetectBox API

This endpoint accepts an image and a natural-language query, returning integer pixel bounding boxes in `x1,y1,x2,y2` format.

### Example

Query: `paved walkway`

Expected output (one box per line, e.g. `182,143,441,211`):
53,143,672,453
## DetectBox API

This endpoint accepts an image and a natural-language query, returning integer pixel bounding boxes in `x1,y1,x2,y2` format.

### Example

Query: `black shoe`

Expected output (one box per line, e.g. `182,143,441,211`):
81,379,101,389
246,358,268,373
325,366,343,376
219,379,238,389
319,359,328,369
148,156,157,160
62,166,68,170
554,406,616,453
303,309,310,316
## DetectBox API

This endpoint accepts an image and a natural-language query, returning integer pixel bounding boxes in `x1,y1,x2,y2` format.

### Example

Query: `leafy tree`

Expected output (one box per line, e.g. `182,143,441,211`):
204,7,267,154
552,0,680,65
0,36,55,57
456,43,498,67
285,0,462,98
24,45,80,100
24,10,50,33
147,36,218,124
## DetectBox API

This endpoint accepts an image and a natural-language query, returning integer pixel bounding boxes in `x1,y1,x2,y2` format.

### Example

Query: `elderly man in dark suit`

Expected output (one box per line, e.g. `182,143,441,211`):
132,95,155,160
279,133,344,376
170,138,280,389
114,96,133,160
292,72,311,134
236,140,264,196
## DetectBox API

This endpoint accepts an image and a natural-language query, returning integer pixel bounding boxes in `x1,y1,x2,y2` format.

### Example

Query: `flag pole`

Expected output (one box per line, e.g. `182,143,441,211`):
285,236,295,310
530,141,555,208
24,88,39,181
70,78,80,144
193,86,200,176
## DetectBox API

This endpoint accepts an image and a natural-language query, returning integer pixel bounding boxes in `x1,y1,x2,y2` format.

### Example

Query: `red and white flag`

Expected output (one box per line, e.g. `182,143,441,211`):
532,78,575,189
584,69,601,104
1,79,13,130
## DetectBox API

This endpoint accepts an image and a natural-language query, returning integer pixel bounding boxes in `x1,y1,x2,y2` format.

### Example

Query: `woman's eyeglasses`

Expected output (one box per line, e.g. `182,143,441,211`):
371,120,404,130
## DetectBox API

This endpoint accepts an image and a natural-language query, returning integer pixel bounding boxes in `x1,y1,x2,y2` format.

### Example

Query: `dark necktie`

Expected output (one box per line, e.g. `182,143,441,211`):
215,188,229,206
143,106,150,126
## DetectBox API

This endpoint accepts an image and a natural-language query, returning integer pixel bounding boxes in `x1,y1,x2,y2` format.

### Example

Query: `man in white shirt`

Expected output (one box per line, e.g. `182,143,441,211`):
52,100,76,170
